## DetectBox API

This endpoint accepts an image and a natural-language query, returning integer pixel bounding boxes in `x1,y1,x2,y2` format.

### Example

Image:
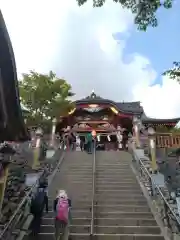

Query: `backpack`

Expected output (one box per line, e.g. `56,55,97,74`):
56,198,69,223
31,188,45,214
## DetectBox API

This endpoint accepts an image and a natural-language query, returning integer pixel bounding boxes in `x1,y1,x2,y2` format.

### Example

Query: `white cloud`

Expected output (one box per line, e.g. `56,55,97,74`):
1,0,180,118
134,76,180,118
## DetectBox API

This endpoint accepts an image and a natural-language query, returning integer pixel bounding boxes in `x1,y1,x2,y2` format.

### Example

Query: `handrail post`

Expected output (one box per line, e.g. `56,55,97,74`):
90,139,96,237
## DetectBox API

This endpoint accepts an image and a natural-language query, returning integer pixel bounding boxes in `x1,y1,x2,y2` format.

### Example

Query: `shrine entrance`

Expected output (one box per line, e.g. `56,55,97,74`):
55,92,136,150
56,92,134,136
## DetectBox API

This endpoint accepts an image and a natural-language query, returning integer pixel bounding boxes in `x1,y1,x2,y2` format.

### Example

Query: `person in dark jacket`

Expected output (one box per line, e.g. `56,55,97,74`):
80,136,85,151
30,182,49,235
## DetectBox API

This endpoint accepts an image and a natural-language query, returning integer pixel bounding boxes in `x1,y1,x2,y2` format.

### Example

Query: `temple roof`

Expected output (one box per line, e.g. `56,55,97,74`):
75,92,180,124
141,113,180,124
75,92,143,114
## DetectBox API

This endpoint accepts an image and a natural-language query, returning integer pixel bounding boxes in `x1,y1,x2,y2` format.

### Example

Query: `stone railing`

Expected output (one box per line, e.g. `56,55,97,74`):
0,146,64,240
130,142,180,240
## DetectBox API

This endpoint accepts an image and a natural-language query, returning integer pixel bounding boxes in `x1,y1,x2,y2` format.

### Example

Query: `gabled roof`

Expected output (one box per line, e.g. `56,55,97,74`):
75,92,180,124
116,102,143,114
75,92,143,114
141,112,180,124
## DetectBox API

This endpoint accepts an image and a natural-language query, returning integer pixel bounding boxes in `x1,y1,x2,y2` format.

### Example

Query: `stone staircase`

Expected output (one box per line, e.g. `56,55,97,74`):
39,151,93,240
26,151,166,240
91,151,165,240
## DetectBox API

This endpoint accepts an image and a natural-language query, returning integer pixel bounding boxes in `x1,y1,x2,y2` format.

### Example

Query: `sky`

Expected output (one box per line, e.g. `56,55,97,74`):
1,0,180,119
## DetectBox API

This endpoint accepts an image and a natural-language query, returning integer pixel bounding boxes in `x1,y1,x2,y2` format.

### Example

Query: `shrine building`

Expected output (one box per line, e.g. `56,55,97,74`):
55,91,180,135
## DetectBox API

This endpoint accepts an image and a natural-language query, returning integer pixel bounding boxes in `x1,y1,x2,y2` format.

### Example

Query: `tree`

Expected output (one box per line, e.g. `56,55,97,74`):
163,62,180,83
171,127,180,133
19,71,74,130
76,0,173,31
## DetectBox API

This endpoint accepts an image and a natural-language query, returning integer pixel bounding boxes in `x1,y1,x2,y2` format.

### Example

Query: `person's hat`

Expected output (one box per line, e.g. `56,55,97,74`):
57,189,67,199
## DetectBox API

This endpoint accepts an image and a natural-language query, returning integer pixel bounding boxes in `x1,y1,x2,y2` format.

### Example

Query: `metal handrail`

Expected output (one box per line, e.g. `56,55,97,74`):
90,140,96,236
0,175,40,239
137,155,180,230
0,141,64,239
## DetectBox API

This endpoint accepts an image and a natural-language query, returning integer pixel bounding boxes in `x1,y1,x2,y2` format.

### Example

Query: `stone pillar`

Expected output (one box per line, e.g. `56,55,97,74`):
148,127,158,173
133,116,141,148
32,128,43,169
50,118,57,148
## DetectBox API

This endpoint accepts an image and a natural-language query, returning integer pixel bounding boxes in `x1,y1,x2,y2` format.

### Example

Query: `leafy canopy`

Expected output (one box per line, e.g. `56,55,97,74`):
163,62,180,83
76,0,173,31
19,71,74,127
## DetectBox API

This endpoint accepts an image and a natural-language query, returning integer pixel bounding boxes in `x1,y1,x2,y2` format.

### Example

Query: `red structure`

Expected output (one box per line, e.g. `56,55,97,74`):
56,91,180,135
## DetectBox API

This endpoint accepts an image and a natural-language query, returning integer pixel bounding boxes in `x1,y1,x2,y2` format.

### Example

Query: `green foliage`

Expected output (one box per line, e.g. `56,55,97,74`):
170,127,180,133
19,71,74,129
162,62,180,83
76,0,173,31
156,125,180,133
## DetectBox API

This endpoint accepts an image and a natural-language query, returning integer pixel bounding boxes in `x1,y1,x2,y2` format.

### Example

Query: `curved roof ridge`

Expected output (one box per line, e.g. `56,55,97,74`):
141,112,180,122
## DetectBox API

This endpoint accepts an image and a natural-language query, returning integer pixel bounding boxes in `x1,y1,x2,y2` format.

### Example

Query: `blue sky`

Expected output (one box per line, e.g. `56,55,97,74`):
124,3,180,85
2,0,180,118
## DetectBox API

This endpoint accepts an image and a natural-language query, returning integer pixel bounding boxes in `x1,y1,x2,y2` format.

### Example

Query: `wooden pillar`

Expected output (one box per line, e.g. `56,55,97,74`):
0,162,9,214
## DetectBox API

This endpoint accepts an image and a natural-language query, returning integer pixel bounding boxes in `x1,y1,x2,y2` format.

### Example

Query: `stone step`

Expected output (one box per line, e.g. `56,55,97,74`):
30,233,164,240
63,163,93,166
61,172,135,176
95,180,138,184
48,204,150,212
60,174,136,178
94,192,144,197
42,217,158,226
48,198,149,206
96,171,134,174
46,211,153,218
96,167,132,169
64,178,137,182
59,181,139,186
40,225,161,234
96,164,131,166
94,189,143,194
69,234,164,240
96,161,131,163
49,193,144,201
50,195,147,202
57,190,143,195
95,186,141,190
67,183,141,189
96,175,137,178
